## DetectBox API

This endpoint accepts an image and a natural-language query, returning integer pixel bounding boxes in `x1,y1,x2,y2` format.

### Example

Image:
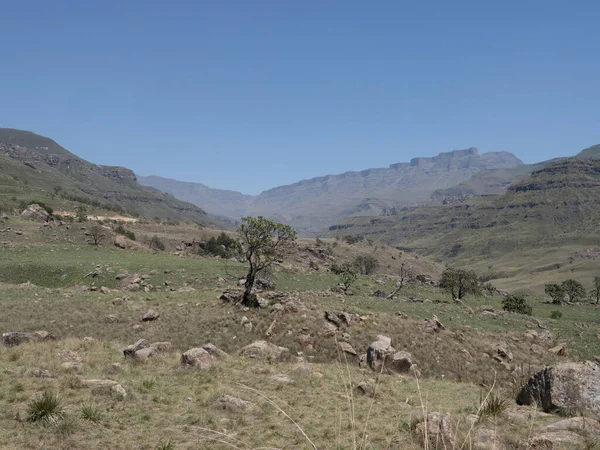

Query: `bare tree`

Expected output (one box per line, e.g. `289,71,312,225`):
387,263,414,299
88,225,105,246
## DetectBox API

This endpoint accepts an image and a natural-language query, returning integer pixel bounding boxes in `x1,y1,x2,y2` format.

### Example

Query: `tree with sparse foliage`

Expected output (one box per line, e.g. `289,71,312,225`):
353,254,379,275
387,263,414,299
88,225,105,246
545,284,565,305
439,268,481,300
238,216,297,307
561,279,586,303
502,294,532,315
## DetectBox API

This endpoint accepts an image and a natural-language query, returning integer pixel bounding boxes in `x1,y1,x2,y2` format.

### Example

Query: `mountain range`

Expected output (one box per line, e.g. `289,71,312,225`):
139,147,524,232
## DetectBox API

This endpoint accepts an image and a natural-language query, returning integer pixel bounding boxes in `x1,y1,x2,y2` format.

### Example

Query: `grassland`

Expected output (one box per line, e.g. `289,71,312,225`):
0,217,599,449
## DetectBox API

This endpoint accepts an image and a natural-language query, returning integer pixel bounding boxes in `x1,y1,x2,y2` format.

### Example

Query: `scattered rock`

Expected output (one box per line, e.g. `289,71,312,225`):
123,339,149,357
2,331,56,347
355,380,375,397
104,314,119,324
271,374,293,384
338,341,358,356
81,379,127,399
135,342,175,359
215,395,256,412
517,363,600,416
181,347,217,369
100,286,110,294
297,334,315,348
319,321,338,337
413,412,457,449
240,340,289,362
140,309,159,322
367,338,395,372
61,362,84,373
220,290,241,303
549,343,569,356
325,310,357,328
114,235,128,249
20,204,49,223
493,342,513,362
201,343,228,358
421,316,445,333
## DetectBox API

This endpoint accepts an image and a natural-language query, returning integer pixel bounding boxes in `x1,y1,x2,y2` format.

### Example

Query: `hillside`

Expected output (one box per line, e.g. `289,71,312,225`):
0,129,230,227
141,147,524,232
327,156,600,293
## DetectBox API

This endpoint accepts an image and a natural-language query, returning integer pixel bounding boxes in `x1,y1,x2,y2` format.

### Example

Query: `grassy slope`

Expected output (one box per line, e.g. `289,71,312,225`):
0,129,230,227
0,218,599,448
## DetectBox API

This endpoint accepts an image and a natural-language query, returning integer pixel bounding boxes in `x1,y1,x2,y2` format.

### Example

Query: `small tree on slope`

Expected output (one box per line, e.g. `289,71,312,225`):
238,216,297,307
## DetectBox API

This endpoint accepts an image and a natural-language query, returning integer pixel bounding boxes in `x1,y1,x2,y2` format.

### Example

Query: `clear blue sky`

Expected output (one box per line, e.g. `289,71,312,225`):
1,1,599,194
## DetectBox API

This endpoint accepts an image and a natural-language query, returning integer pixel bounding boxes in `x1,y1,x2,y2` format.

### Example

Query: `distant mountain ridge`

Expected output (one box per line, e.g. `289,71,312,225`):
140,147,524,232
0,128,230,227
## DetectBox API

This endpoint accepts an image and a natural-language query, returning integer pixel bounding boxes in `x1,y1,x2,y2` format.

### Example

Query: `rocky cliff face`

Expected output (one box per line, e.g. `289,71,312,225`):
141,147,524,232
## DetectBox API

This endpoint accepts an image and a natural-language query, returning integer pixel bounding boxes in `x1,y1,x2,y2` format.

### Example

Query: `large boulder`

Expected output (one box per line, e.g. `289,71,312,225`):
240,340,289,362
517,363,600,416
134,342,175,359
20,204,49,223
366,336,414,374
2,331,56,347
123,339,149,357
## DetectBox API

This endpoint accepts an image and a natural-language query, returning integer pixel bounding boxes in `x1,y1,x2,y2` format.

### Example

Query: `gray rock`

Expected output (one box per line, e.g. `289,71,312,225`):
366,338,395,373
517,363,600,416
123,339,149,357
20,204,49,223
201,343,228,358
140,309,159,322
338,341,358,356
413,412,456,449
2,331,56,347
215,395,256,412
240,340,289,362
181,347,217,369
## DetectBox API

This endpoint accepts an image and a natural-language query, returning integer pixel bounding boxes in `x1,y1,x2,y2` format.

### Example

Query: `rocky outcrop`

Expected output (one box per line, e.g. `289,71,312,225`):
517,363,600,416
240,340,289,362
366,335,414,374
2,331,56,347
20,204,50,222
413,412,457,449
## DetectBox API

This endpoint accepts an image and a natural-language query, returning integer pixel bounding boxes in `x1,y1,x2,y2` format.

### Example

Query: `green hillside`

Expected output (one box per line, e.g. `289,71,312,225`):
0,128,230,227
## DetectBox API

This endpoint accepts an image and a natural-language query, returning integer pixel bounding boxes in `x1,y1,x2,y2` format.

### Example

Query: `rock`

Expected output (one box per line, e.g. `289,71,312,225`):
123,339,149,357
396,312,408,319
319,321,338,337
517,363,600,416
549,343,569,356
265,319,277,337
100,286,110,294
355,380,375,397
372,290,386,298
81,379,126,399
181,348,217,369
541,417,600,434
493,342,513,362
473,428,506,449
271,374,293,384
215,395,256,412
297,334,315,348
366,338,395,373
177,286,196,293
421,316,445,333
240,340,289,362
201,343,228,358
220,290,241,303
325,311,356,328
135,342,175,359
140,309,159,322
61,362,84,373
104,314,119,324
56,350,82,363
2,331,56,347
529,431,585,449
531,344,546,355
376,335,392,346
32,368,54,378
256,276,275,291
20,204,49,222
114,235,128,249
413,412,457,449
118,273,141,288
338,342,358,356
389,351,414,373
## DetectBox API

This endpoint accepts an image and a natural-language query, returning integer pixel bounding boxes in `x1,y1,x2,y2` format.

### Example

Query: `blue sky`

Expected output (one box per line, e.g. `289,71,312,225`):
1,1,599,194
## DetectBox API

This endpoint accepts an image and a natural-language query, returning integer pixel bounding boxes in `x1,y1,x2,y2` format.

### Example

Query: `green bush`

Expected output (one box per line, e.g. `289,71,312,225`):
27,391,64,425
332,263,358,289
550,310,563,320
353,254,379,275
114,225,136,241
342,235,364,245
502,294,532,315
200,232,239,258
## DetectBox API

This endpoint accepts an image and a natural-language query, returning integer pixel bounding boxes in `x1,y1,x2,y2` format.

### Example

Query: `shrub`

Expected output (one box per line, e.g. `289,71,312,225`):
561,279,586,302
332,263,358,289
200,232,240,258
81,402,104,423
114,225,136,241
545,284,565,304
550,310,563,320
27,391,64,425
342,235,364,245
440,268,481,300
353,255,379,275
502,294,532,315
479,391,509,419
149,235,165,251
